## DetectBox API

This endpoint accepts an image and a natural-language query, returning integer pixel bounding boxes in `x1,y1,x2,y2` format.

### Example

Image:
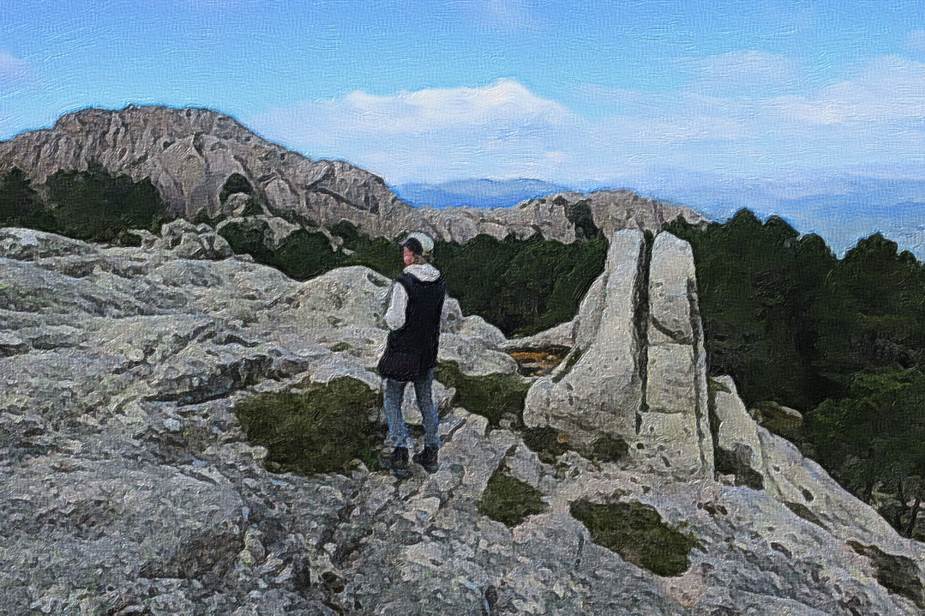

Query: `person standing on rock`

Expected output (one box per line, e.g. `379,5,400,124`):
377,232,447,474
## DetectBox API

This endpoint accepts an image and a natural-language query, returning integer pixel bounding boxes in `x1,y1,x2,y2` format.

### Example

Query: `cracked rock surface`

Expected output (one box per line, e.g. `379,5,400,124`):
1,226,923,615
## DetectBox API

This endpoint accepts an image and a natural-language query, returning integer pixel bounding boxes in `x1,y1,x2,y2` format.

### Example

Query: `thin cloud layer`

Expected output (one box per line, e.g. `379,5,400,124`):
250,53,925,184
0,51,29,86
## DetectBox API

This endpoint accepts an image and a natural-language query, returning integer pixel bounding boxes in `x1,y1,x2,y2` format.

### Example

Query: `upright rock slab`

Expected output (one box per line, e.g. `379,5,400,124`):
636,231,714,478
523,229,714,479
522,229,646,448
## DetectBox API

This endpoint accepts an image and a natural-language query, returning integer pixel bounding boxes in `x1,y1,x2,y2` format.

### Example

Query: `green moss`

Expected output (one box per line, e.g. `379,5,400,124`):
521,428,628,466
590,435,629,462
435,360,531,427
233,377,383,475
570,499,701,577
329,342,351,352
478,468,547,527
521,426,571,464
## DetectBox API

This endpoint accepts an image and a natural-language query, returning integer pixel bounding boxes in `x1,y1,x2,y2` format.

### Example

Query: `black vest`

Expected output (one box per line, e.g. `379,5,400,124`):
377,271,447,381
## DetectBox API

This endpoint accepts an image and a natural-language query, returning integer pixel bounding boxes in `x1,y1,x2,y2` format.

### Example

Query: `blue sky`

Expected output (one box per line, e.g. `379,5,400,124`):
2,0,925,184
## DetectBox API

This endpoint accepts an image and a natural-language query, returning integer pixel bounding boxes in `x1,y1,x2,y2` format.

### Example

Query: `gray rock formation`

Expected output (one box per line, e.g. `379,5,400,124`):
523,229,714,479
638,231,714,479
522,230,646,447
2,225,923,614
710,375,765,488
0,106,705,244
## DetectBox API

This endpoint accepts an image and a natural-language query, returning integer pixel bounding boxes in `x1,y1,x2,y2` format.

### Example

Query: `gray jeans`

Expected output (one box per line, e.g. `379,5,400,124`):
382,367,440,450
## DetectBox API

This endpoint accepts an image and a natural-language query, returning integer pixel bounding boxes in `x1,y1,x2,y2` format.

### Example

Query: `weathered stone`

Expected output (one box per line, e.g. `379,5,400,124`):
710,375,764,488
500,318,575,352
1,180,923,613
523,229,645,448
638,231,714,479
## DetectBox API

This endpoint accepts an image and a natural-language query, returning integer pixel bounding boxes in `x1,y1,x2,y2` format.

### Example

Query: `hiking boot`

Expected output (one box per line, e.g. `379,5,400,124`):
412,445,439,472
389,446,409,471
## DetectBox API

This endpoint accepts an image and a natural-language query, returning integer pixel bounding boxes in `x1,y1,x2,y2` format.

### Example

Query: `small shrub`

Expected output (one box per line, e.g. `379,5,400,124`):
233,377,383,475
590,435,629,462
478,468,547,527
570,499,701,576
521,426,572,464
435,360,531,427
219,173,254,203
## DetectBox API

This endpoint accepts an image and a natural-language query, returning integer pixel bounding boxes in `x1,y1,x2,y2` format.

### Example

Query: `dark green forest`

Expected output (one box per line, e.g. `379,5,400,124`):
218,217,608,338
1,166,921,537
0,164,170,242
668,212,924,538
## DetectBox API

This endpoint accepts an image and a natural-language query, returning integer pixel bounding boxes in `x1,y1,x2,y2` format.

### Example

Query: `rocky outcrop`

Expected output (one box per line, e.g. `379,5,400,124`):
2,225,923,614
711,374,925,611
637,231,714,479
522,230,645,448
710,375,765,488
0,106,705,244
523,229,714,479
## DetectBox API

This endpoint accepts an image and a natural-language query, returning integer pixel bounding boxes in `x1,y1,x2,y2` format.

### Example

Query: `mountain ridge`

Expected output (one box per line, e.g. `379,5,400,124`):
0,105,705,244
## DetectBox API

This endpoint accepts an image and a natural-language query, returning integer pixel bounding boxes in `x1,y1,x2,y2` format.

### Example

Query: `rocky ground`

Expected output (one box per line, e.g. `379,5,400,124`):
1,224,923,615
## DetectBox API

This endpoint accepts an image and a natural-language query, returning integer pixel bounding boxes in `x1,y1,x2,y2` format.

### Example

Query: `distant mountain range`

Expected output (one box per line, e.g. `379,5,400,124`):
392,178,573,209
395,175,925,260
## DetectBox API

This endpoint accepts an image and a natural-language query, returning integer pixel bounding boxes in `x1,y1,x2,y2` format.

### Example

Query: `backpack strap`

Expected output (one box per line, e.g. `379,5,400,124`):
395,272,416,295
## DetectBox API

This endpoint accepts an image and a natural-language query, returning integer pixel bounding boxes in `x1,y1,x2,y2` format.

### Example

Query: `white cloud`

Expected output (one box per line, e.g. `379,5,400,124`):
682,50,800,94
0,51,29,85
768,55,925,125
337,78,570,134
249,56,925,184
252,79,572,182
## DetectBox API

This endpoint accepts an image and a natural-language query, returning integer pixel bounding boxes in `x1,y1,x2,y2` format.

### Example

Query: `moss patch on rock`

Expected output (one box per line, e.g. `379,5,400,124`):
590,435,630,462
570,499,701,577
435,360,531,427
521,426,572,464
233,377,383,475
520,428,629,466
478,467,547,527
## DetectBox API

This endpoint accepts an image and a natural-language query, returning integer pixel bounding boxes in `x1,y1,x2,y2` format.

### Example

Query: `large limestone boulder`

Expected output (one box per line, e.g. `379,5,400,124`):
635,231,714,479
708,374,925,609
522,228,716,480
522,229,646,448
